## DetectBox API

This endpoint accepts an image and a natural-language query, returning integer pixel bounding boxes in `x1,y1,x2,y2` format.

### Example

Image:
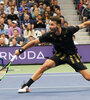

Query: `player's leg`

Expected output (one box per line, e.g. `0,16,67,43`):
18,59,56,93
18,52,66,93
31,59,56,81
66,53,90,81
79,69,90,81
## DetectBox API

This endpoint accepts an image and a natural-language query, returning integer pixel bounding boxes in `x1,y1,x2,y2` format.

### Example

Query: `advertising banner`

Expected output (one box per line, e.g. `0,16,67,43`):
0,46,53,64
0,45,90,65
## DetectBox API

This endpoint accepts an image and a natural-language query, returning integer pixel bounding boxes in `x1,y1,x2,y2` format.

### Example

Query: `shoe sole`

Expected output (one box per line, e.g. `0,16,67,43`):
18,89,30,93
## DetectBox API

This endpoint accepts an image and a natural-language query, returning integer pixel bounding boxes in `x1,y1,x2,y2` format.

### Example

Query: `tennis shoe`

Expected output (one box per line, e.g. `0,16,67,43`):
18,84,30,93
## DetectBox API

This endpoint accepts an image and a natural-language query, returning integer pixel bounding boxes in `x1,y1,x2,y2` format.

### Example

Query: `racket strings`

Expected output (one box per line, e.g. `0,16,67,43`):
0,68,7,79
0,61,12,81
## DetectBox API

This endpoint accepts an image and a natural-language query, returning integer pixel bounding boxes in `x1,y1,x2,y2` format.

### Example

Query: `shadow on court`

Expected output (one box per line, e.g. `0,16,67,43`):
0,73,90,100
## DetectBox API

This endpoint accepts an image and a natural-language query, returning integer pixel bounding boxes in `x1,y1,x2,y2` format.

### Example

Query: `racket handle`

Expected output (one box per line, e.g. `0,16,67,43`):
10,55,17,62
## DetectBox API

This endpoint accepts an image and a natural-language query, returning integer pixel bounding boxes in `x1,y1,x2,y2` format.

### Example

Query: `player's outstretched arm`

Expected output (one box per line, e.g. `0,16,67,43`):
15,38,40,56
78,21,90,29
22,38,40,50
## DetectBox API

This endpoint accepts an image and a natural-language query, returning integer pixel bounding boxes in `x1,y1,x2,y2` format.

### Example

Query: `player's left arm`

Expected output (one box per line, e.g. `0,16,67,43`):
78,21,90,29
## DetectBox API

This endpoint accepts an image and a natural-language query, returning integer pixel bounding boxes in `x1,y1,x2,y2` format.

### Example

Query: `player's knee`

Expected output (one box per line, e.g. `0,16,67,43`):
45,59,51,64
84,75,90,81
45,59,55,66
40,59,55,73
80,70,90,81
40,65,49,73
40,60,53,72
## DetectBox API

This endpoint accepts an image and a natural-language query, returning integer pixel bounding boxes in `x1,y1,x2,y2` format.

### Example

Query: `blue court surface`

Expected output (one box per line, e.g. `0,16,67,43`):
0,72,90,100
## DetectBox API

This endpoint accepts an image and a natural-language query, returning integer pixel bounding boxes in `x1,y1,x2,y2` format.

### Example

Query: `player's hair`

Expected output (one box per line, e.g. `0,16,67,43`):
50,16,61,24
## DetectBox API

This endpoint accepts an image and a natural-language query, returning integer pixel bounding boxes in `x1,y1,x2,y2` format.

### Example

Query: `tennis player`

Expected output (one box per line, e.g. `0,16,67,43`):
15,16,90,93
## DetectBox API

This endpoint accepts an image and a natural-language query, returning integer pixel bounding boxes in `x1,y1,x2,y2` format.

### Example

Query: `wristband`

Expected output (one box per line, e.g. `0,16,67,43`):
19,48,24,54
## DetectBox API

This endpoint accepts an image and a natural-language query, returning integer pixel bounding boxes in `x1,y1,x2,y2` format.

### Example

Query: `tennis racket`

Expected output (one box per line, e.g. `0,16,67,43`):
0,55,17,81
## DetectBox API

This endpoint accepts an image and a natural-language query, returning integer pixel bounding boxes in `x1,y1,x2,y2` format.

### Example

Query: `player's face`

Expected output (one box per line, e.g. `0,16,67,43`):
49,20,58,32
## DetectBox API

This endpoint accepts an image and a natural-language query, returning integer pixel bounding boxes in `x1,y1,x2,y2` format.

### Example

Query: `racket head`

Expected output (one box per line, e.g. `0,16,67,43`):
0,62,11,81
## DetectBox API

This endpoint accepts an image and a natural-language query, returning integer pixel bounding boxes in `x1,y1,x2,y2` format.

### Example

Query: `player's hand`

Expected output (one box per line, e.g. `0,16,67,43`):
15,50,20,56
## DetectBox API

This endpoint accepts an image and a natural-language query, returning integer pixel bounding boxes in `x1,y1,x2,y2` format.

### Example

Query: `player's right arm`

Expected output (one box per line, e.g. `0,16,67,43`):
15,38,40,56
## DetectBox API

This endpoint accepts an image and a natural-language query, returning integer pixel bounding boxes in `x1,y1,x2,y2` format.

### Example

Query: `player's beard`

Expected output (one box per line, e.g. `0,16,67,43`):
50,27,58,33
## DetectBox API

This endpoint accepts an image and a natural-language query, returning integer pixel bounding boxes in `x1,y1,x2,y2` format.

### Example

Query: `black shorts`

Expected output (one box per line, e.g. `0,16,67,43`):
50,52,87,72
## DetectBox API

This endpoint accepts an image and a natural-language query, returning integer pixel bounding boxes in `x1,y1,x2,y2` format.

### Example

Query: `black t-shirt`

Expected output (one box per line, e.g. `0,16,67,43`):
7,14,19,21
39,26,79,55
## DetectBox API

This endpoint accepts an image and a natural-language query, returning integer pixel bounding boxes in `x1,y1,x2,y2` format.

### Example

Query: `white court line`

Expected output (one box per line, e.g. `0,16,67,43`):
6,73,81,78
0,86,90,90
0,88,17,90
